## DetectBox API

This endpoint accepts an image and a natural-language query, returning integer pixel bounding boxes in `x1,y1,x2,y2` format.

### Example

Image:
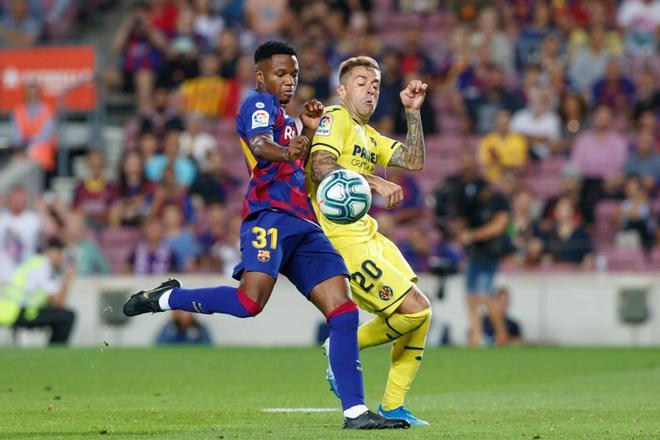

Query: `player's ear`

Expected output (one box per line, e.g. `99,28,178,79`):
336,84,346,101
255,68,264,88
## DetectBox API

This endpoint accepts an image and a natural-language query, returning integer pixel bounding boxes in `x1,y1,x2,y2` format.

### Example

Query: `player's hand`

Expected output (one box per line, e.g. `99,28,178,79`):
400,80,428,112
371,176,403,209
285,135,309,162
300,99,325,130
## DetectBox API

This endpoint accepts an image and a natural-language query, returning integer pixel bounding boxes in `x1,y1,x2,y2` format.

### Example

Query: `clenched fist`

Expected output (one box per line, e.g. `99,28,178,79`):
285,135,310,162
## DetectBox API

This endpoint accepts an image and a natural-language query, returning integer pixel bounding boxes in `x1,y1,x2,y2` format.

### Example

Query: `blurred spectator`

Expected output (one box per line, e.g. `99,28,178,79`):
568,25,612,97
10,82,57,172
371,168,423,225
632,68,660,121
180,50,239,118
162,202,200,272
155,310,212,345
465,63,523,135
618,175,657,254
297,42,331,101
215,28,240,78
149,164,196,223
145,128,197,186
0,237,75,345
179,113,217,165
531,197,593,268
109,150,155,228
571,104,627,198
509,188,540,265
557,93,588,156
192,0,224,49
139,86,184,140
126,216,175,274
109,2,169,112
72,150,117,230
147,0,180,35
0,0,41,47
482,287,522,346
0,186,41,282
244,0,288,39
591,58,635,112
214,210,242,277
478,109,528,183
458,181,512,347
197,201,227,270
622,130,660,193
190,148,240,206
163,8,204,86
470,7,515,77
616,0,660,63
511,87,561,160
541,163,589,226
400,28,435,78
63,211,110,276
516,1,555,69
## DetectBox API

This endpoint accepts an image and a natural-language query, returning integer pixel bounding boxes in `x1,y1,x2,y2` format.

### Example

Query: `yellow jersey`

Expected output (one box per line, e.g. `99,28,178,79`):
306,105,403,249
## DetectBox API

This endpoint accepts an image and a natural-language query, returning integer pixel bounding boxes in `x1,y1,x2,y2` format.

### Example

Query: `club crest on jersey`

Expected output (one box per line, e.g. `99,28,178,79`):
379,286,394,301
257,250,271,262
252,110,269,129
315,114,333,136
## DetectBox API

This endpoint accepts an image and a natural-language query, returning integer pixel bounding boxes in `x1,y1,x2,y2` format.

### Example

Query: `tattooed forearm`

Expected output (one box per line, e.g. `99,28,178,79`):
311,150,344,183
388,111,425,170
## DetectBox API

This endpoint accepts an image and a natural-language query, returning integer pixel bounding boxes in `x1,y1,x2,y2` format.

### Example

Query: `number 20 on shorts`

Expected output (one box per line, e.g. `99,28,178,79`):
251,227,278,249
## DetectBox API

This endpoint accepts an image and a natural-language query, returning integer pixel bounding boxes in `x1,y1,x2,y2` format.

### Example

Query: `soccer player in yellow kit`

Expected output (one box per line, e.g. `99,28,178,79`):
306,56,432,426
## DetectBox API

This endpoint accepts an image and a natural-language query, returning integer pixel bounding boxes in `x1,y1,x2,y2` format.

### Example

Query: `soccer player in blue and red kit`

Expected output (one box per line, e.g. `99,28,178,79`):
123,41,408,430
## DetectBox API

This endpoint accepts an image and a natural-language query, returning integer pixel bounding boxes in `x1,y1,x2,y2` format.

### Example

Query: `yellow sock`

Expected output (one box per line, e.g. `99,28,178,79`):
381,308,432,411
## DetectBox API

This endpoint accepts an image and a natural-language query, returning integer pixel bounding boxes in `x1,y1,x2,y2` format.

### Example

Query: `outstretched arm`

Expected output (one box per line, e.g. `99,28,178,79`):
387,80,428,171
249,134,308,163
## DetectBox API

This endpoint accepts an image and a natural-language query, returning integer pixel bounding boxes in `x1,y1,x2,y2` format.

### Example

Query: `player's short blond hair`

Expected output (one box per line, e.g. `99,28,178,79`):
338,56,380,84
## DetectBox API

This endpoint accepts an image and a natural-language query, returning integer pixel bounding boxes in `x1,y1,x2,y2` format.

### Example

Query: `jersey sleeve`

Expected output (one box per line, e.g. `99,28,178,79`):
311,108,347,158
374,131,404,167
239,92,278,140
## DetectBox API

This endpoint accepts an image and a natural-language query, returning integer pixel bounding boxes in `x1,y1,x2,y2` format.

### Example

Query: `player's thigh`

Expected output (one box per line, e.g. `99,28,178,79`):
341,238,414,317
309,275,352,317
282,227,349,299
234,211,293,282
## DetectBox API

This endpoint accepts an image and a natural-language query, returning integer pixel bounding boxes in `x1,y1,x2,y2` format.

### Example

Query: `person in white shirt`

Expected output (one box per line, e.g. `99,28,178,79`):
179,112,218,166
510,87,561,160
0,186,41,282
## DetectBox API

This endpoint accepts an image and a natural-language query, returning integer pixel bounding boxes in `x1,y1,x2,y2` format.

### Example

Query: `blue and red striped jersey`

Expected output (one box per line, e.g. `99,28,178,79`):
235,90,317,222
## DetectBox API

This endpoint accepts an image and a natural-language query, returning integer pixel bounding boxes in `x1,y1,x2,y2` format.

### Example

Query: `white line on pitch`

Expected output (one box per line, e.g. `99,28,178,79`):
262,408,339,413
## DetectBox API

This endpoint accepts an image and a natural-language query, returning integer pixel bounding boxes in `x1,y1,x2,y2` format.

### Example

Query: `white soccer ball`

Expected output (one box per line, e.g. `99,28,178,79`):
316,169,372,224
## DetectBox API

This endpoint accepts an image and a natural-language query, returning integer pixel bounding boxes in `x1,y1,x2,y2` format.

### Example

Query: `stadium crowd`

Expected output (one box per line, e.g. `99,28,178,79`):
0,0,658,294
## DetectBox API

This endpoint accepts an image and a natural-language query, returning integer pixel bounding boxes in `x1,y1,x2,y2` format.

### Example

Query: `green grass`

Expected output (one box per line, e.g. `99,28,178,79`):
1,347,659,439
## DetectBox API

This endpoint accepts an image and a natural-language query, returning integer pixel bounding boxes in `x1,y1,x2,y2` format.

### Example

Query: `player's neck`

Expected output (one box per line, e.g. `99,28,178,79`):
341,101,369,125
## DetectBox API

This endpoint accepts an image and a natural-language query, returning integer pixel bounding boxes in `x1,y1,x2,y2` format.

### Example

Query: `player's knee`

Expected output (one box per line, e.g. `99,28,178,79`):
389,307,431,335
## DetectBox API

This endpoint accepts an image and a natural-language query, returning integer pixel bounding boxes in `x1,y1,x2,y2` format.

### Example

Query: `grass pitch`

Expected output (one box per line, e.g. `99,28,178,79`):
1,346,659,439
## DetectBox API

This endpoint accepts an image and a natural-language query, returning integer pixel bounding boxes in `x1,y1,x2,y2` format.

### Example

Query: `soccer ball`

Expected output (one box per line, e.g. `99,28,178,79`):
316,169,372,224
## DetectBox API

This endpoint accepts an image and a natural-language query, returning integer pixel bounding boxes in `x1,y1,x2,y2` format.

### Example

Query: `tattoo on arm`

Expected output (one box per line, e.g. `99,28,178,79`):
388,111,425,170
311,150,343,183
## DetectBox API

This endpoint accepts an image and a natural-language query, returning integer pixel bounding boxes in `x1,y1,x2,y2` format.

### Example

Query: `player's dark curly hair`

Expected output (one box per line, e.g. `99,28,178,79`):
254,41,297,64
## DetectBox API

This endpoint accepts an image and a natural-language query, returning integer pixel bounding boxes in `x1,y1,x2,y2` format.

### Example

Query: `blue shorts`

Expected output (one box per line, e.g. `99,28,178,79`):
465,258,499,296
233,209,349,297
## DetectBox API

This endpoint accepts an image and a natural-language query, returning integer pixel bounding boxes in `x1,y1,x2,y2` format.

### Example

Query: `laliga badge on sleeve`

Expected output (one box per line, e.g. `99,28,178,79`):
315,114,333,136
252,110,270,129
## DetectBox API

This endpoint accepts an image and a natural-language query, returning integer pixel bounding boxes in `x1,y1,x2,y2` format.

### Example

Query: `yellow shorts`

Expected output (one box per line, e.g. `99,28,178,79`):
337,232,417,317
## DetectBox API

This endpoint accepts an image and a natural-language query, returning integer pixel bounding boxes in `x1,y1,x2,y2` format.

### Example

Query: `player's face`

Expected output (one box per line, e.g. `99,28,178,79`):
256,54,299,105
339,66,381,122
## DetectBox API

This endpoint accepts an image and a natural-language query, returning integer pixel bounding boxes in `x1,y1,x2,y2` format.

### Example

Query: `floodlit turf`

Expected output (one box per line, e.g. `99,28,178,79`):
1,347,659,439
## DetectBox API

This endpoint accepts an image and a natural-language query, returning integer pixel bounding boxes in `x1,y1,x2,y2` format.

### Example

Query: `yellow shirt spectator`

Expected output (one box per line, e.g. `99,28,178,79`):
479,125,528,182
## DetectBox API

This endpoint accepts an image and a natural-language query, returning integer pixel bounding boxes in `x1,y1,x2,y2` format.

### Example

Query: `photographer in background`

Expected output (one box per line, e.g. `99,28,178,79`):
457,181,512,347
0,237,76,345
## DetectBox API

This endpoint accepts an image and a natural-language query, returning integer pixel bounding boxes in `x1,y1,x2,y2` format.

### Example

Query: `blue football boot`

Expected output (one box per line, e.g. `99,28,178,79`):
321,338,340,398
378,405,430,426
